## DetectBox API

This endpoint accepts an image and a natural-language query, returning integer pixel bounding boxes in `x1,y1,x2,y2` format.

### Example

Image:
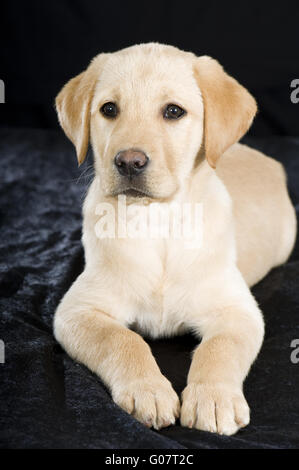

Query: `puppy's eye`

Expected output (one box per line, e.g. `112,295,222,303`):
100,102,118,118
163,104,186,120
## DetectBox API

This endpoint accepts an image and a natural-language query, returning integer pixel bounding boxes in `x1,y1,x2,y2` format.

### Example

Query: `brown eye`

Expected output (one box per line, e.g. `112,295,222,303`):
100,102,118,118
163,104,186,120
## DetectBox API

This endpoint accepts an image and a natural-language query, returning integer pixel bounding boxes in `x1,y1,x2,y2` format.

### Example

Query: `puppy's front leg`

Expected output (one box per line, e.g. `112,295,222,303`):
180,277,264,435
54,277,179,430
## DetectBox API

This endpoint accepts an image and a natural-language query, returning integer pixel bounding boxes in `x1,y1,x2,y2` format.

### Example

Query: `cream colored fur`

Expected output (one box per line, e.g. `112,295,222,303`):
54,43,296,435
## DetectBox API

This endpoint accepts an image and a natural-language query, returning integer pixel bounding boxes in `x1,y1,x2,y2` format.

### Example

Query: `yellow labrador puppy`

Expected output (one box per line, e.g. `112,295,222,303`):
54,43,296,435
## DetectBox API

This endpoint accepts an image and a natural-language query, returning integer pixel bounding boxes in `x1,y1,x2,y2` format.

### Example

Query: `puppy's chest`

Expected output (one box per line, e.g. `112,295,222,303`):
115,241,199,338
130,294,189,339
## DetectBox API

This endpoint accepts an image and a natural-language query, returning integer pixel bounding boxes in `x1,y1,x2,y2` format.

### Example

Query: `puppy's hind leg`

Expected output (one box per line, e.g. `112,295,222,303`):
54,274,180,430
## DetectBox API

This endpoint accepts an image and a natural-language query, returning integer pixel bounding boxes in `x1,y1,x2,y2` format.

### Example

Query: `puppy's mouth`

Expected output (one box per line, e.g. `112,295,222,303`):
122,188,152,198
110,185,154,199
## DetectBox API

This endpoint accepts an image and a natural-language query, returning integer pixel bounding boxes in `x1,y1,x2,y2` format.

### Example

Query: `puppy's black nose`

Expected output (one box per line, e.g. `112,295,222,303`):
114,149,149,178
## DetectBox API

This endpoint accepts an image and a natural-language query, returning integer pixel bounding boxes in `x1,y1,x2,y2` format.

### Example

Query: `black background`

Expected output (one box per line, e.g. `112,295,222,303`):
1,0,299,135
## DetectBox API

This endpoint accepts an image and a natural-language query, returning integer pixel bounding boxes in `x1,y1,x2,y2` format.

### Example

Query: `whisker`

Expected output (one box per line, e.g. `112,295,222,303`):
76,164,95,185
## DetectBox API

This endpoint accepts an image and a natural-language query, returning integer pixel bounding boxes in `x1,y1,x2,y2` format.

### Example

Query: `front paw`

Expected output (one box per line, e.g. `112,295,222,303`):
112,375,180,430
180,382,250,435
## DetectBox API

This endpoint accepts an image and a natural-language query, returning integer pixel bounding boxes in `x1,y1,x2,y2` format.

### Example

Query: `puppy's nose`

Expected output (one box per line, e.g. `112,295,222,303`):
114,149,149,177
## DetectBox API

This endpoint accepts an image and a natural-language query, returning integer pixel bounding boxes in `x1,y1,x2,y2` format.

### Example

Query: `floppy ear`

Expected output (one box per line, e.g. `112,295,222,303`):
55,54,109,165
194,56,257,169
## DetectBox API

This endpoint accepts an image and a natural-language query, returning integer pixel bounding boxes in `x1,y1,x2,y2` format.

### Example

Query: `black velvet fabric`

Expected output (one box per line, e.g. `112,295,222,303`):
0,127,298,449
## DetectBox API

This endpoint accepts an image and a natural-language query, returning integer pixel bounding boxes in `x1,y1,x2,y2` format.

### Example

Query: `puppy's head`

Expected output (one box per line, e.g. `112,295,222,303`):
56,43,256,200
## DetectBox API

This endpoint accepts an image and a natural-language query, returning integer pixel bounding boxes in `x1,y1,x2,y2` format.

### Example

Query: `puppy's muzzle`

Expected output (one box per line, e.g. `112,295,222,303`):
114,149,149,179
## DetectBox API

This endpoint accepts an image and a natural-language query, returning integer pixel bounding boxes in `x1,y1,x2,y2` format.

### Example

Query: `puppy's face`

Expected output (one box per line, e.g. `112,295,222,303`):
90,48,203,200
56,43,257,201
